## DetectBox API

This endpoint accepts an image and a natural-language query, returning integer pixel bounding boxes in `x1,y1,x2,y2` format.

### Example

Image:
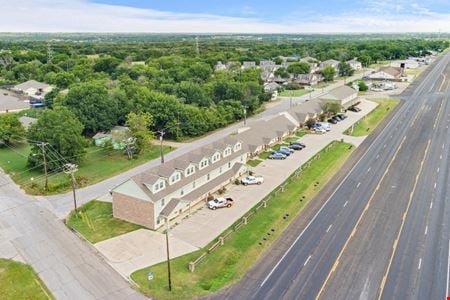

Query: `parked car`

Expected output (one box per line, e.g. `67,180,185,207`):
290,141,306,148
308,123,321,129
313,127,326,134
207,197,234,210
288,144,303,151
319,122,331,131
328,118,338,124
269,152,287,160
348,106,361,112
338,113,348,120
280,146,295,154
241,175,264,185
332,115,342,122
273,150,290,156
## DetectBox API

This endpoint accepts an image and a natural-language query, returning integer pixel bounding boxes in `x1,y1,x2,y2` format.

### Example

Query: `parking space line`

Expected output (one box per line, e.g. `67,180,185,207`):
343,201,348,207
304,255,312,266
326,224,333,233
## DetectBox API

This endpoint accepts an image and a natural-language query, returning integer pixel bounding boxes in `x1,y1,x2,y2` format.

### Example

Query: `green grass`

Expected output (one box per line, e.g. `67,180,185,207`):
279,89,309,97
246,159,263,167
296,130,308,138
0,144,173,195
284,137,299,143
258,151,271,160
369,60,389,69
344,98,400,137
66,200,143,243
131,141,354,300
0,259,53,299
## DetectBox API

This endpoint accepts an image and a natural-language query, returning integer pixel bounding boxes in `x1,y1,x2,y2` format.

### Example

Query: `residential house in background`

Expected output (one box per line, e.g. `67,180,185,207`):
319,59,340,71
214,61,227,71
264,82,280,92
347,58,362,70
391,59,419,69
242,61,256,69
12,80,53,102
367,66,407,81
293,73,323,86
319,86,358,110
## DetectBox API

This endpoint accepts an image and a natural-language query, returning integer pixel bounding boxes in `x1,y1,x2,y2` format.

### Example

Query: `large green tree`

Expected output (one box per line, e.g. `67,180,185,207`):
287,62,311,75
27,107,86,171
321,65,337,81
62,82,119,134
126,112,154,154
0,113,25,145
338,62,354,77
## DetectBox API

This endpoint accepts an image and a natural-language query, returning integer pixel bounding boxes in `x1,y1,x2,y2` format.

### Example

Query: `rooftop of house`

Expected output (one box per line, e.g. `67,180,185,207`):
14,80,51,91
320,85,357,101
377,66,404,77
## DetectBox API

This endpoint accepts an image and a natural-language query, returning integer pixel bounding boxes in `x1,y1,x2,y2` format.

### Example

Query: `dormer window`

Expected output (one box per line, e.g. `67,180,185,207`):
170,172,181,184
185,165,195,177
199,159,209,170
153,180,165,193
223,147,232,157
234,143,241,152
211,152,221,163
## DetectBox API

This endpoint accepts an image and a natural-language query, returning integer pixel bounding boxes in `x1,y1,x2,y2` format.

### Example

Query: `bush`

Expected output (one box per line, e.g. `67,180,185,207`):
358,81,368,92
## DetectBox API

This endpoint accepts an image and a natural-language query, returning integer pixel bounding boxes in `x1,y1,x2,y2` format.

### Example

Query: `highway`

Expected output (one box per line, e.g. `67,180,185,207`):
213,52,450,300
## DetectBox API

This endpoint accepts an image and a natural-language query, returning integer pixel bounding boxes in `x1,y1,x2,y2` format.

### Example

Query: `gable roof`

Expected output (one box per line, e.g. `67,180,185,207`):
320,86,357,101
14,80,51,91
378,66,404,78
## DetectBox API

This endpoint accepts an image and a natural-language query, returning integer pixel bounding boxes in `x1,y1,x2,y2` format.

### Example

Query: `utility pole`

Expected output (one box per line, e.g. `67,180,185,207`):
243,106,247,126
64,163,79,214
165,217,172,291
38,142,49,191
157,129,166,164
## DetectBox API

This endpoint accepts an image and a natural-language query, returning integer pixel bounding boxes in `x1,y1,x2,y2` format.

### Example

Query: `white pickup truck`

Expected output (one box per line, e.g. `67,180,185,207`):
241,175,264,186
207,197,234,210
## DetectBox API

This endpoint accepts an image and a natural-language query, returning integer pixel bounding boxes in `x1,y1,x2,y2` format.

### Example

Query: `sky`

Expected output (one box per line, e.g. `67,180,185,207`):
1,0,450,33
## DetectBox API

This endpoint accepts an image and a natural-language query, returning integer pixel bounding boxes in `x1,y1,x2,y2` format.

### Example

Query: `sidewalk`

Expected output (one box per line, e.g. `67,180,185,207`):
94,99,378,278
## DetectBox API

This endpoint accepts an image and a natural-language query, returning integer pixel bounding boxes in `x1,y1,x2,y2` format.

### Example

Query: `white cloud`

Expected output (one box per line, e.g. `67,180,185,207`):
0,0,449,33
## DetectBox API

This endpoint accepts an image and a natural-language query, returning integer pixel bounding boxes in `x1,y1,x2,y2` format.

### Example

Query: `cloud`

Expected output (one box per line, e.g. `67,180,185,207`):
0,0,449,33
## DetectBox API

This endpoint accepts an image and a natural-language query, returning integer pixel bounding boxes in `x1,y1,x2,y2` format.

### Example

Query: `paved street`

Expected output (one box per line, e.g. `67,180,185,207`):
40,72,368,219
211,50,450,300
0,172,146,299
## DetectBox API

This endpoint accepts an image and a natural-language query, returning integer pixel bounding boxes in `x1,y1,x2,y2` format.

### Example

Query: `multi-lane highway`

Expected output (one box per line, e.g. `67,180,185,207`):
214,52,450,300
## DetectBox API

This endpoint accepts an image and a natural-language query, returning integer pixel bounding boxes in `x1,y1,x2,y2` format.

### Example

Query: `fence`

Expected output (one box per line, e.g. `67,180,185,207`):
188,141,339,272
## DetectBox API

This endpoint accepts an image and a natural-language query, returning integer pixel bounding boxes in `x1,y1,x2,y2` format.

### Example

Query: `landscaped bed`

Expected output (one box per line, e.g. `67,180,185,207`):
0,258,53,299
0,144,173,195
344,98,400,136
66,200,143,244
131,141,354,300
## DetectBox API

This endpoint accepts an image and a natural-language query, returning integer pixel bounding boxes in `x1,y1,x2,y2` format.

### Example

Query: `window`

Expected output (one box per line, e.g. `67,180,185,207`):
228,162,231,168
170,172,181,184
224,147,232,157
180,189,184,196
161,198,165,207
157,217,161,225
207,173,210,181
186,166,195,176
159,181,164,189
212,153,220,163
234,143,241,152
200,159,208,169
219,167,222,173
193,181,196,188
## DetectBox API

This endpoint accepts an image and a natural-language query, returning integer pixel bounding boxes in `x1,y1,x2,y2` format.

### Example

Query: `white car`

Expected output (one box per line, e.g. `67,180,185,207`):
241,175,264,186
319,123,331,131
314,127,326,134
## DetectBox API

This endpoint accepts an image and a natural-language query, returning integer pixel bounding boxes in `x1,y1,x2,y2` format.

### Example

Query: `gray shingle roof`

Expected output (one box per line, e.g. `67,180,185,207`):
320,86,357,101
14,80,51,91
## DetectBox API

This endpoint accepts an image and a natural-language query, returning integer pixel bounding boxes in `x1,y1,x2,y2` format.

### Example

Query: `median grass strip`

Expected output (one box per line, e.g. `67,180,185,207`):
344,98,400,137
0,145,173,195
279,89,310,97
0,259,53,299
66,200,143,243
131,141,354,300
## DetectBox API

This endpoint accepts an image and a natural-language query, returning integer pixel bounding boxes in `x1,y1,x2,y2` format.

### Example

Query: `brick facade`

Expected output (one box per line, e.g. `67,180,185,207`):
112,192,155,229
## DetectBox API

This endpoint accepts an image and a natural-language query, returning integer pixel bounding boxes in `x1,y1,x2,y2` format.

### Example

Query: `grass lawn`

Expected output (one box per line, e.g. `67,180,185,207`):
258,151,271,160
314,82,332,89
66,200,143,243
344,98,400,137
131,141,354,300
0,144,173,195
283,137,298,143
0,259,53,299
279,89,309,97
246,159,263,167
369,60,389,69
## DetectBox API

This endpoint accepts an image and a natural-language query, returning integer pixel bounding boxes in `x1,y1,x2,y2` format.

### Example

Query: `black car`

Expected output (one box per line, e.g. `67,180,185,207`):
328,118,338,124
332,115,342,121
338,113,348,120
290,141,306,148
349,106,362,112
289,144,303,150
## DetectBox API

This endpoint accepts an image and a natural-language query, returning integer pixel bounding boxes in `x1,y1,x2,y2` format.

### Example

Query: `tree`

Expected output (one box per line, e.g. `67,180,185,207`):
321,65,337,81
287,62,311,75
27,107,86,171
62,82,119,134
324,102,342,115
0,113,25,145
125,112,154,154
93,56,121,75
338,62,354,77
358,80,368,92
54,71,76,88
274,67,289,79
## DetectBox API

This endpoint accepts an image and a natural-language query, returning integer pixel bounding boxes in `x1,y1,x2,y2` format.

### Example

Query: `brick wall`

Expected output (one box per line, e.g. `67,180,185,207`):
112,192,155,229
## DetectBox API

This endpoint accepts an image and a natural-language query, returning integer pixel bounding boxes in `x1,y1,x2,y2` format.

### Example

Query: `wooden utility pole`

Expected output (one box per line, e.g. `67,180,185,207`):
157,129,166,164
64,163,79,214
38,142,49,191
243,107,247,126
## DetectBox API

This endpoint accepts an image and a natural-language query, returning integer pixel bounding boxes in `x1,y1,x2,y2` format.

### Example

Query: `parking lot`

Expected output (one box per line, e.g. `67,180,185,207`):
0,89,29,113
93,99,378,278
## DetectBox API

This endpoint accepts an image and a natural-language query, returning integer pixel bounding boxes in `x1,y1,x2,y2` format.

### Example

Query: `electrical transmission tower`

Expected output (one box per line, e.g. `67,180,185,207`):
64,163,79,214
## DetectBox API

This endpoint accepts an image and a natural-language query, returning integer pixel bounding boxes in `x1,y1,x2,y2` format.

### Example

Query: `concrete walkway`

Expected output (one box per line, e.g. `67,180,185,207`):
95,99,378,278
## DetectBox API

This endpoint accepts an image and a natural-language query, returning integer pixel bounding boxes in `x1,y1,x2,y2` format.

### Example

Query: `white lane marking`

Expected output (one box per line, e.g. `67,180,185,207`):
434,182,437,189
326,224,333,233
376,154,380,159
418,258,422,270
437,167,440,173
367,167,371,173
343,201,348,207
440,155,443,160
304,255,312,266
430,202,433,209
357,182,361,188
259,101,408,287
424,226,428,235
446,240,450,297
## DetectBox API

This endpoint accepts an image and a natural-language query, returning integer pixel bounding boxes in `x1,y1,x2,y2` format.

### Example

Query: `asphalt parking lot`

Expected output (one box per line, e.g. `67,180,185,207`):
0,89,28,113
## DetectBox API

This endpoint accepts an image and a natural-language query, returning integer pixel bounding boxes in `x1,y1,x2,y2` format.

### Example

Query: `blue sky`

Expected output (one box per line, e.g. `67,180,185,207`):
2,0,450,32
